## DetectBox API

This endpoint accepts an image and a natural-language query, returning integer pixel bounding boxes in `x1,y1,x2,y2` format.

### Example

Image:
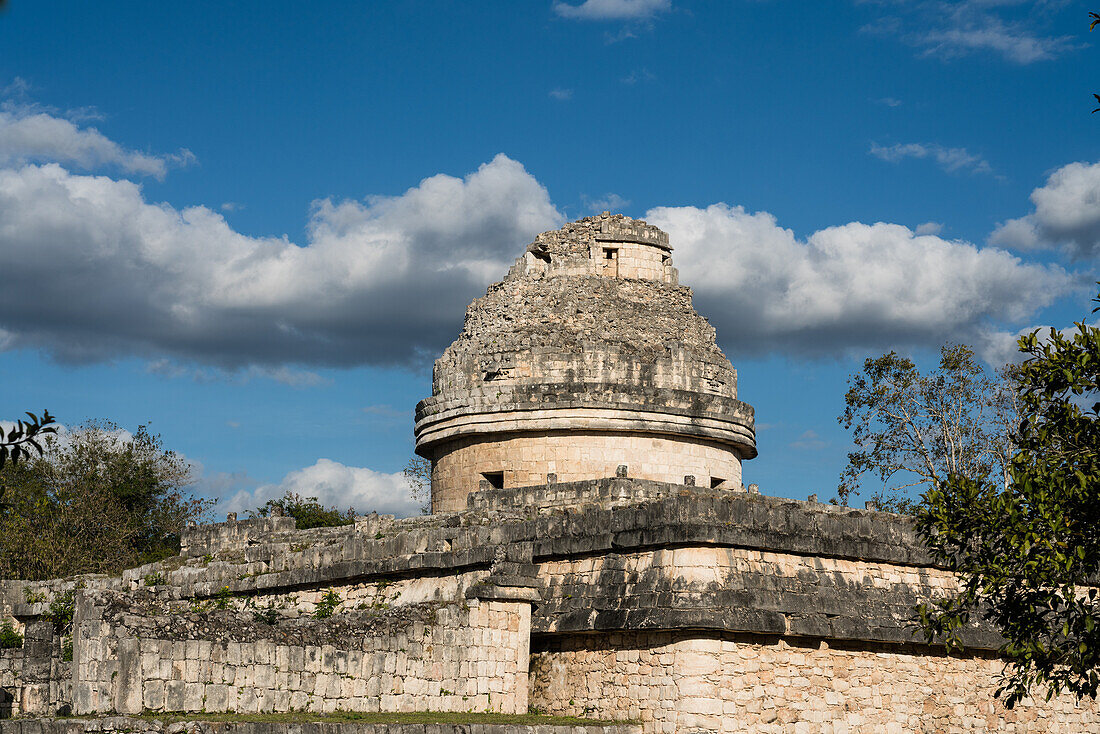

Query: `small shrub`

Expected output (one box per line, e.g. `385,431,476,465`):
144,571,166,587
22,587,46,604
47,592,74,634
61,637,73,661
253,597,286,625
0,619,23,649
252,491,355,530
213,586,236,610
313,589,342,619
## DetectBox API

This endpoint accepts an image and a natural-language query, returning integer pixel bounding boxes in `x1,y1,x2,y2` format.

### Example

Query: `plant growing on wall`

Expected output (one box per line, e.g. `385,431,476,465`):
0,620,22,649
313,589,342,619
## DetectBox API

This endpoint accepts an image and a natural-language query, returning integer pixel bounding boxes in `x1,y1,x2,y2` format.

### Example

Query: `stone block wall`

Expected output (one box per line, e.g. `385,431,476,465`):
0,649,22,717
73,588,531,716
0,718,643,734
431,432,742,513
599,241,674,283
530,631,1100,733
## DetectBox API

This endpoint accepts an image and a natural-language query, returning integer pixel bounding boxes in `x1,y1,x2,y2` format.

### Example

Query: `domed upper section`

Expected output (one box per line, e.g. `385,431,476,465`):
414,213,756,512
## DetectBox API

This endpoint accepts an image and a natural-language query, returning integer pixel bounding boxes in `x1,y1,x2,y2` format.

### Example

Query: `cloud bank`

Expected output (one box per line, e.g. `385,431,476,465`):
0,103,1079,372
647,204,1070,357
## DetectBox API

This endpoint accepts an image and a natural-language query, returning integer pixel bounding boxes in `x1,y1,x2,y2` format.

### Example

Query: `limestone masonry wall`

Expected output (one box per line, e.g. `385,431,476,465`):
431,433,741,513
3,481,1100,730
0,718,642,734
73,589,530,716
530,631,1100,733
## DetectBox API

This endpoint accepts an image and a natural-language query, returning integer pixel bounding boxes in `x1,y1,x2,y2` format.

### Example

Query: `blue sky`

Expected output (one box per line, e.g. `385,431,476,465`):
0,0,1096,516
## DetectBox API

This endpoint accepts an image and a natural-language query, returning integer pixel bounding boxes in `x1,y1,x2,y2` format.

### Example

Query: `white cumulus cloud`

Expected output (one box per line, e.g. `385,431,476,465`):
220,459,422,518
646,203,1072,357
990,160,1100,259
0,151,562,368
0,103,1081,370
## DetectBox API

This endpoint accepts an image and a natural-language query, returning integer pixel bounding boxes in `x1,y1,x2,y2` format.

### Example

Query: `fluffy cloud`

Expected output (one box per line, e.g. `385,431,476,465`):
553,0,669,21
869,142,992,175
0,103,193,179
0,105,1079,369
219,459,422,518
0,153,562,367
646,204,1071,357
990,161,1100,259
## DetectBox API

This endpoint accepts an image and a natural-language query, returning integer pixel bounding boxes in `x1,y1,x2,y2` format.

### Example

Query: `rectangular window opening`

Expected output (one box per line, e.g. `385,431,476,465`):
710,477,727,489
481,471,505,490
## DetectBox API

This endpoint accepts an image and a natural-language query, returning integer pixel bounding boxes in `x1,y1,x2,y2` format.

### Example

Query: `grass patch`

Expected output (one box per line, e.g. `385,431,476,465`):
103,711,632,726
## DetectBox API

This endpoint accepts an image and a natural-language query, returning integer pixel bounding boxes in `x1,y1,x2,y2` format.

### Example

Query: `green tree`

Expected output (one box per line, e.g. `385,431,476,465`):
252,491,355,530
837,344,1019,512
403,455,431,515
915,288,1100,707
0,421,212,580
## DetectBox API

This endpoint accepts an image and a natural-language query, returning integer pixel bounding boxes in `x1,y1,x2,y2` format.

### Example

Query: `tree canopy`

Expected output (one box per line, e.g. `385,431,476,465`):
915,288,1100,706
837,344,1019,511
0,422,212,580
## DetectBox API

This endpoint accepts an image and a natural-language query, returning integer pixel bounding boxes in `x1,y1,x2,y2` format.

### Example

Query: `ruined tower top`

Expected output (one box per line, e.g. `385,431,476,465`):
414,213,757,512
520,211,675,282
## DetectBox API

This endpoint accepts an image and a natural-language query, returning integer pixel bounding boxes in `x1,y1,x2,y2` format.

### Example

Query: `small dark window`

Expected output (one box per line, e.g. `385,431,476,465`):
482,471,504,489
711,477,727,489
604,248,617,260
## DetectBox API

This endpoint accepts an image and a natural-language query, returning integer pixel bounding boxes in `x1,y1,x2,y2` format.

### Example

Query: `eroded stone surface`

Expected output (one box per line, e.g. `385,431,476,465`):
415,214,756,512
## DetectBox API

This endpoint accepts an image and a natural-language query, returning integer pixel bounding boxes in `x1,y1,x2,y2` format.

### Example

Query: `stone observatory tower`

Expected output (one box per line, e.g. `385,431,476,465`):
414,212,757,513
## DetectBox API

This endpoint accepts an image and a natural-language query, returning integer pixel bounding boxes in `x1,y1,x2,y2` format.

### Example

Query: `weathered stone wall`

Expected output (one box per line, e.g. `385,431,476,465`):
530,631,1100,733
416,213,755,514
5,481,1100,729
73,588,531,716
431,433,742,513
0,718,642,734
0,649,22,717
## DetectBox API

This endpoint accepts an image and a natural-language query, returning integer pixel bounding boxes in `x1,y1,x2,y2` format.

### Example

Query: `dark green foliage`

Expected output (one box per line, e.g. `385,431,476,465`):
0,410,56,471
253,606,281,626
213,586,236,610
0,410,56,504
915,286,1100,707
0,619,22,649
143,572,166,587
313,588,342,619
0,422,212,580
253,491,355,530
47,592,74,634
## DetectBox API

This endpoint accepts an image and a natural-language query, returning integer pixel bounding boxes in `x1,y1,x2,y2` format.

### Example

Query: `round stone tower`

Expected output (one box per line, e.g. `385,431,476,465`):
414,213,757,513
